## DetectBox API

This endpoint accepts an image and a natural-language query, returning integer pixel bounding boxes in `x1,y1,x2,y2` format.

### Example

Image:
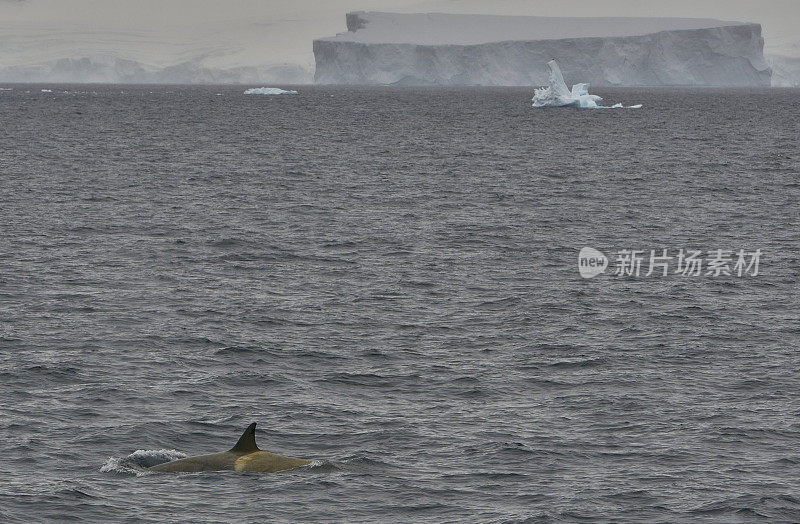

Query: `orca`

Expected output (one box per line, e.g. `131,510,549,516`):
149,422,311,473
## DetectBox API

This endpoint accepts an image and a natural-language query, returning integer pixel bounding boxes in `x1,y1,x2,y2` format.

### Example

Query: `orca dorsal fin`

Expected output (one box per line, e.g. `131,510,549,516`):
230,422,260,453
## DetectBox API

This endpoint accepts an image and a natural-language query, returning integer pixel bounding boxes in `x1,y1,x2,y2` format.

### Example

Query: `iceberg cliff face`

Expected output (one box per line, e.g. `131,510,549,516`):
314,12,771,86
769,53,800,87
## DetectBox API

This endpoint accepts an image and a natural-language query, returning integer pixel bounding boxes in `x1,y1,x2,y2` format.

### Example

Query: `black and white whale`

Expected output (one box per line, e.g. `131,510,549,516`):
149,422,311,473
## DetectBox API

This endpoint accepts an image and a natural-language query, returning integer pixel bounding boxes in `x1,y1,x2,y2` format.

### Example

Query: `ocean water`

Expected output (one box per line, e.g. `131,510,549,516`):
0,85,798,522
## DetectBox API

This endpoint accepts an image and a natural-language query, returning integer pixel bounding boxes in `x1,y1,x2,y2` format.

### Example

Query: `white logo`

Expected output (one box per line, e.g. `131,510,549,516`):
577,247,762,278
578,247,608,279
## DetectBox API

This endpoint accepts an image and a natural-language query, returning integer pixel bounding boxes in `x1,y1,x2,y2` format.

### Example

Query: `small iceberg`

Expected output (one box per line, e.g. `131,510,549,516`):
243,87,298,95
532,60,640,109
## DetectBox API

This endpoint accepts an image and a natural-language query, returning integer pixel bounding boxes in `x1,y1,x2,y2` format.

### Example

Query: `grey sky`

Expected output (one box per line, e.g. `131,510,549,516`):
1,0,797,70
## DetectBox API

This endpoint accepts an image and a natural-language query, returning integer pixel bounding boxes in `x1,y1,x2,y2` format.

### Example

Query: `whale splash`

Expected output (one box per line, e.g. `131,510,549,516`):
100,449,187,476
532,60,641,109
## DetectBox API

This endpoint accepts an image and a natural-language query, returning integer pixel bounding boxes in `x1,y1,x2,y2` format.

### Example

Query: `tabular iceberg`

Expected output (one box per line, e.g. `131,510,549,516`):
314,12,772,87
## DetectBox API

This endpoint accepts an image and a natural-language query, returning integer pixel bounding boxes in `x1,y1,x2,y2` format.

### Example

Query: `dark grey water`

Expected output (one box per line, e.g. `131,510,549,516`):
1,85,799,522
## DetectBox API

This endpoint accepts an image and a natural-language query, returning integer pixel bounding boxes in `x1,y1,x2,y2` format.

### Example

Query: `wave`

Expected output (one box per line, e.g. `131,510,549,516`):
548,357,607,369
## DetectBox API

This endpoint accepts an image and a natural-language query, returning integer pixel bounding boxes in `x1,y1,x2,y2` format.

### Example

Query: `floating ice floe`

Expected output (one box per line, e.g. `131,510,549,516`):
243,87,298,95
532,60,641,109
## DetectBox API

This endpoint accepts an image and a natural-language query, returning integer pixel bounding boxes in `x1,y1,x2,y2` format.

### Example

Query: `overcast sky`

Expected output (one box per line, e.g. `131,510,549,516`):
1,0,797,69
